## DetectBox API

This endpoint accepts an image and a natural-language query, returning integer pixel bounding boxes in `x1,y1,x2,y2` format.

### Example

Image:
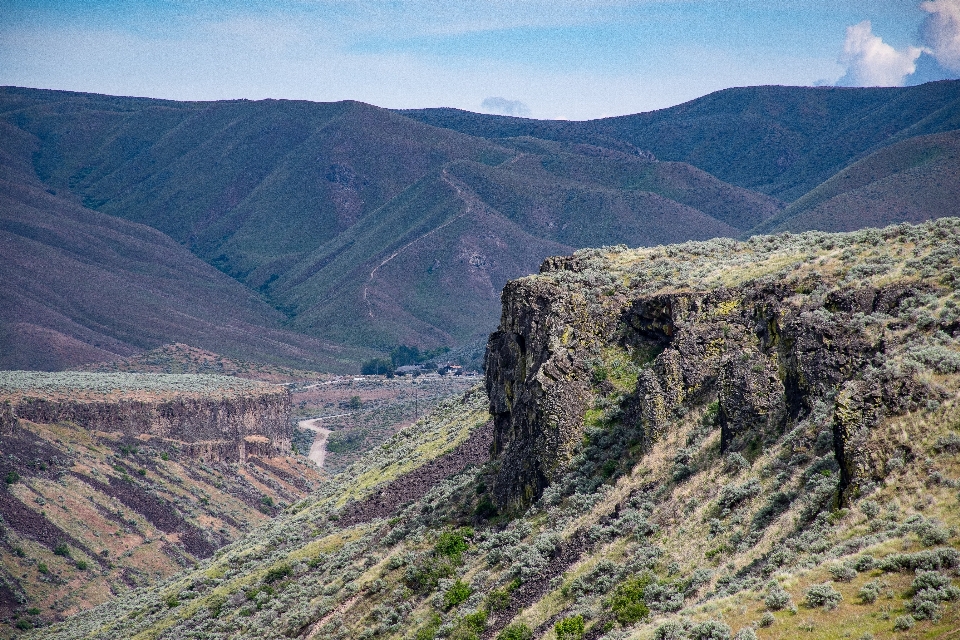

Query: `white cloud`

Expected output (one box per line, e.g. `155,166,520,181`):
480,97,532,117
921,0,960,72
837,20,922,86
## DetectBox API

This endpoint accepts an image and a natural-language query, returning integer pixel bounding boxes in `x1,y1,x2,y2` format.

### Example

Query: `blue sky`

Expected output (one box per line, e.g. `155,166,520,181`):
1,1,958,119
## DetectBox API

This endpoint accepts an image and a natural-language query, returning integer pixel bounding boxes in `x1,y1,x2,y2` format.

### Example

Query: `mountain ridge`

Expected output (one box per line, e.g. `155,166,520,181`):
2,82,959,367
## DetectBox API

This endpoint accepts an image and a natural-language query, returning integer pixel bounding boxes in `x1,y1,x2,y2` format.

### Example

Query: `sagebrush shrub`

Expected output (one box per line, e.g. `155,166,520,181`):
893,615,914,631
804,583,842,610
858,580,882,604
764,584,791,610
829,563,857,582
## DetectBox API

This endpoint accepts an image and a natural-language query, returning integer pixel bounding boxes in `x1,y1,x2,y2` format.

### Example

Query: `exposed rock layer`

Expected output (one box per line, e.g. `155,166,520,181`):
4,391,291,461
486,222,959,510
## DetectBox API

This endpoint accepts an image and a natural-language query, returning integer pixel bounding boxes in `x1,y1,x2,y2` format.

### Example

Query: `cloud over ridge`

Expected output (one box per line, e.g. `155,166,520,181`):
837,20,921,87
480,96,532,117
922,0,960,72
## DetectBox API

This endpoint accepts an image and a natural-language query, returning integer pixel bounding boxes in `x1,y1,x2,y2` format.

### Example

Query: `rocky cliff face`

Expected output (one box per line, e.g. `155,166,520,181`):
487,219,960,511
1,375,292,461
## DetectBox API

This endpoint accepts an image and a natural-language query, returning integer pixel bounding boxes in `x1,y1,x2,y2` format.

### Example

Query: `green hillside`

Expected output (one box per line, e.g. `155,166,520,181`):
752,130,960,234
402,81,960,201
0,118,368,372
1,86,782,357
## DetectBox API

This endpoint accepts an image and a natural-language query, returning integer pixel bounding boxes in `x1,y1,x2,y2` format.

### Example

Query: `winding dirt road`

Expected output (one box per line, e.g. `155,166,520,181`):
297,418,332,469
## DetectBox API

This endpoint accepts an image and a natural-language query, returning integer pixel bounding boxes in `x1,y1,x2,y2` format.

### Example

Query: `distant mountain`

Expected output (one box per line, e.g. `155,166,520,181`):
0,119,368,371
2,82,959,367
402,80,960,201
751,130,960,234
0,86,781,357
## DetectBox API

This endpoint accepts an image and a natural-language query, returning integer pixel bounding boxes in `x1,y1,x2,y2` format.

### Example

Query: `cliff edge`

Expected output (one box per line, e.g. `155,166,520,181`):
486,218,960,511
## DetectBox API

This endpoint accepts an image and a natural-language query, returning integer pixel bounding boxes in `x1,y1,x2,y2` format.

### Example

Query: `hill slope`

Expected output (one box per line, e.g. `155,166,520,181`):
403,81,960,201
33,219,960,640
751,130,960,234
1,86,782,354
0,120,365,372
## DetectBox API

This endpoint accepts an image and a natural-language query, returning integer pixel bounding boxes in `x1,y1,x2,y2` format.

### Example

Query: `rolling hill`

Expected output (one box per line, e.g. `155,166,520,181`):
0,86,783,358
2,82,959,365
0,119,368,372
751,130,960,234
402,80,960,202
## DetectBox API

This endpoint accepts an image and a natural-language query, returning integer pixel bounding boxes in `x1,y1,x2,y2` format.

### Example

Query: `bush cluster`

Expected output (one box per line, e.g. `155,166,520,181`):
804,583,842,610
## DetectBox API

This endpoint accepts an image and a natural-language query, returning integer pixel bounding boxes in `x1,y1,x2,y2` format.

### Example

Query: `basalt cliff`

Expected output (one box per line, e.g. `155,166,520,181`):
486,220,958,512
1,373,292,461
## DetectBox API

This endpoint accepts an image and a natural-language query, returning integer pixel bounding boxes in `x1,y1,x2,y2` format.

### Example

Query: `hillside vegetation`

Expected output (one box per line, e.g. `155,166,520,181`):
0,119,367,372
0,372,321,637
403,81,960,201
29,219,960,640
754,130,960,234
4,83,957,365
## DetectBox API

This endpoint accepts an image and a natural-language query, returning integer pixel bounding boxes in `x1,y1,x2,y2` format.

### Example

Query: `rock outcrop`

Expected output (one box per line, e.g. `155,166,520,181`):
486,220,960,511
3,383,291,462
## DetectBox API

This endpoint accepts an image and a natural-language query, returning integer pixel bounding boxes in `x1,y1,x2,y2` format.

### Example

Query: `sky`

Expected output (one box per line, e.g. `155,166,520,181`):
1,0,958,120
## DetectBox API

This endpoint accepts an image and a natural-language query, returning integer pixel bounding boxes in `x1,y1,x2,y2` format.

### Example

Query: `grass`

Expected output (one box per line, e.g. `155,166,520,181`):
0,371,274,402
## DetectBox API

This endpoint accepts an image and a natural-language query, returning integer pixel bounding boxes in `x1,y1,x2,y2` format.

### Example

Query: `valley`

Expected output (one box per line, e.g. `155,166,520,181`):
19,218,960,640
1,79,960,640
0,372,322,636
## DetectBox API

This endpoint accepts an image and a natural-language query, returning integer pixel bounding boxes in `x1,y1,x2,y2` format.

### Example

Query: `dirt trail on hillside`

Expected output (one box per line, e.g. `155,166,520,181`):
361,170,480,319
298,418,331,469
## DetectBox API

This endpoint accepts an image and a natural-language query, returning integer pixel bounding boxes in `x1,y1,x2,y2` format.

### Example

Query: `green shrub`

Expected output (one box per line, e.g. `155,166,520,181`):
609,574,652,624
414,614,442,640
445,579,473,609
450,610,488,639
497,623,533,640
37,563,49,574
15,619,33,630
435,529,471,561
486,579,519,612
5,471,20,484
555,615,585,640
475,496,498,519
404,556,455,593
804,582,842,610
53,543,70,557
264,563,292,583
75,560,88,570
26,607,40,615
